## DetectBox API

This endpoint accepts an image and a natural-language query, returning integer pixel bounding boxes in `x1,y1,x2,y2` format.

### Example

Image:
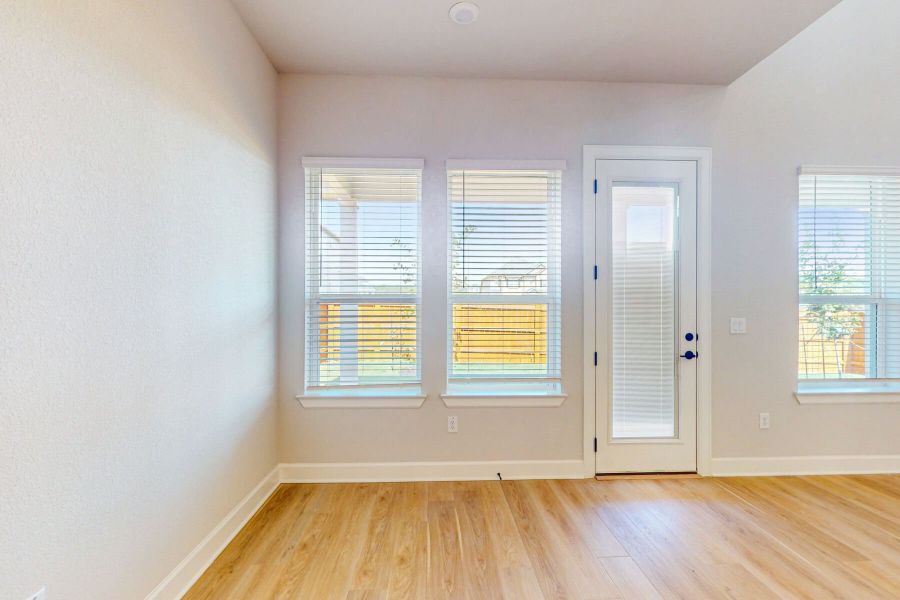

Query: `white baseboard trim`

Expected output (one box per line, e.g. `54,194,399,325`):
710,454,900,476
145,465,280,600
280,459,586,483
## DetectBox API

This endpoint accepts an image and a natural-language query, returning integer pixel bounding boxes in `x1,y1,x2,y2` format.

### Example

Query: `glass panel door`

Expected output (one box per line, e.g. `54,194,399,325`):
594,158,697,474
611,184,678,439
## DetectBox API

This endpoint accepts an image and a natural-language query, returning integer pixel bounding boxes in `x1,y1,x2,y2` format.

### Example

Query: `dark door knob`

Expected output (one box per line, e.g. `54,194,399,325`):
679,350,697,360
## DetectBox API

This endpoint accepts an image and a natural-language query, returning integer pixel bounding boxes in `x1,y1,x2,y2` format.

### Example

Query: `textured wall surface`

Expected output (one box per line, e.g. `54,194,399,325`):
0,1,278,598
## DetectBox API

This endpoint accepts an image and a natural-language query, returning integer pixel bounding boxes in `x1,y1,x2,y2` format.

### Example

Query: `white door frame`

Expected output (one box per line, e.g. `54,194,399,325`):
582,145,712,477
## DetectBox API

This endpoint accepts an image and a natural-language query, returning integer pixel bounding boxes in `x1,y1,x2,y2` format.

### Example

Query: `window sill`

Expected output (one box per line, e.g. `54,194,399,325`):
440,393,567,408
794,382,900,405
296,394,426,408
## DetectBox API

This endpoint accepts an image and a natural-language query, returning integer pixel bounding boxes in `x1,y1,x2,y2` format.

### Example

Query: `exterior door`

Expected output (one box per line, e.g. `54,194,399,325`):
594,159,698,473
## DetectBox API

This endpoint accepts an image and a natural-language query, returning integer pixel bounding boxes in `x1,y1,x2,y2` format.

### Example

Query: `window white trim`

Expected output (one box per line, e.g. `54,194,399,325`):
302,157,424,170
296,394,427,408
305,381,424,392
582,145,713,477
445,159,567,171
440,393,567,408
304,163,423,393
797,168,900,384
799,165,900,176
795,380,900,404
445,164,564,401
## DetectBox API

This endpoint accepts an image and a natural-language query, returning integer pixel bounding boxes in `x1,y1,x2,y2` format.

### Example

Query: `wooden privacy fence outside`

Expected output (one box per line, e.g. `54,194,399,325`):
318,303,547,365
799,309,867,377
452,303,547,365
316,305,866,376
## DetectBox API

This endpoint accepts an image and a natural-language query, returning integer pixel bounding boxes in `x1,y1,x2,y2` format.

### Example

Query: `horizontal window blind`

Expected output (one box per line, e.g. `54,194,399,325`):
799,172,900,380
611,184,677,438
448,169,562,382
305,165,421,389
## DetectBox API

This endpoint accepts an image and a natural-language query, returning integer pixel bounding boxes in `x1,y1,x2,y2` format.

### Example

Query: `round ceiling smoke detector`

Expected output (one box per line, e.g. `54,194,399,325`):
449,2,479,25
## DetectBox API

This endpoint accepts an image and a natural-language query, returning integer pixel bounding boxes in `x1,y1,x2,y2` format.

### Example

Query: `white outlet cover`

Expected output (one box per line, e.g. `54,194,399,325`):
730,317,747,334
759,412,770,429
447,416,458,433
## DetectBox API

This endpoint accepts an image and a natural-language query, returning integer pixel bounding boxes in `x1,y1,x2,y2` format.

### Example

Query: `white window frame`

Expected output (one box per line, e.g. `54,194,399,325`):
441,159,567,407
795,165,900,405
297,157,427,408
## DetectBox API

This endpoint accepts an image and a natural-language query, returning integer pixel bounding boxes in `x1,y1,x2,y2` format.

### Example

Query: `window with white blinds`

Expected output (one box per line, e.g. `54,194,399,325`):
304,160,422,391
799,169,900,381
447,166,562,392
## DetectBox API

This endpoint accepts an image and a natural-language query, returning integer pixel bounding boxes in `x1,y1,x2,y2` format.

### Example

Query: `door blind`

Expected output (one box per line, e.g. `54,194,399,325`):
798,170,900,380
447,169,562,383
610,184,678,438
305,164,421,389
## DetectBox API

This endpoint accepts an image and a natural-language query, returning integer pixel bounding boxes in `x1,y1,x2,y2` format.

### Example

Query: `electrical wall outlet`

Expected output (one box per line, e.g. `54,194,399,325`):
447,415,458,433
759,412,770,429
26,588,46,600
730,317,747,334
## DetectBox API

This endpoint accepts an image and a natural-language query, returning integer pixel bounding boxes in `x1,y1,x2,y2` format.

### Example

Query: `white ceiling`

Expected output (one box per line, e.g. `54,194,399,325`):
231,0,841,85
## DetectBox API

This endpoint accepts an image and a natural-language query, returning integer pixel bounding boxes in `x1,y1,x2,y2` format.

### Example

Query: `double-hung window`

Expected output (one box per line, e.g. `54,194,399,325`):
445,162,564,398
303,159,422,399
798,167,900,397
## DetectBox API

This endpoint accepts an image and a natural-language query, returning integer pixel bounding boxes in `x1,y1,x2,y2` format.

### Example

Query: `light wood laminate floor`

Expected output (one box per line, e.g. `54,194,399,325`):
184,475,900,599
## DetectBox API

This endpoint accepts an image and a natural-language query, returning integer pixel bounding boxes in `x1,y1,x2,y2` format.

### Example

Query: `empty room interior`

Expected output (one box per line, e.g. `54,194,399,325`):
3,0,900,598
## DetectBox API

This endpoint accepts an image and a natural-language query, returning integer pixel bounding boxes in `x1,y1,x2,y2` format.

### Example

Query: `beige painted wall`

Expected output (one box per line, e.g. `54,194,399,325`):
278,0,900,466
0,1,277,598
277,75,724,463
709,0,900,457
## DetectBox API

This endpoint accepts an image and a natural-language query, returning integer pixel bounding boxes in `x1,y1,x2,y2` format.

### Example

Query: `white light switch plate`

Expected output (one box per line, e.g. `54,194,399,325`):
730,317,747,334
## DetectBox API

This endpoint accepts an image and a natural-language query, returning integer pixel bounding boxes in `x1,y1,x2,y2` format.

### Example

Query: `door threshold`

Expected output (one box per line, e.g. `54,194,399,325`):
594,471,699,481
